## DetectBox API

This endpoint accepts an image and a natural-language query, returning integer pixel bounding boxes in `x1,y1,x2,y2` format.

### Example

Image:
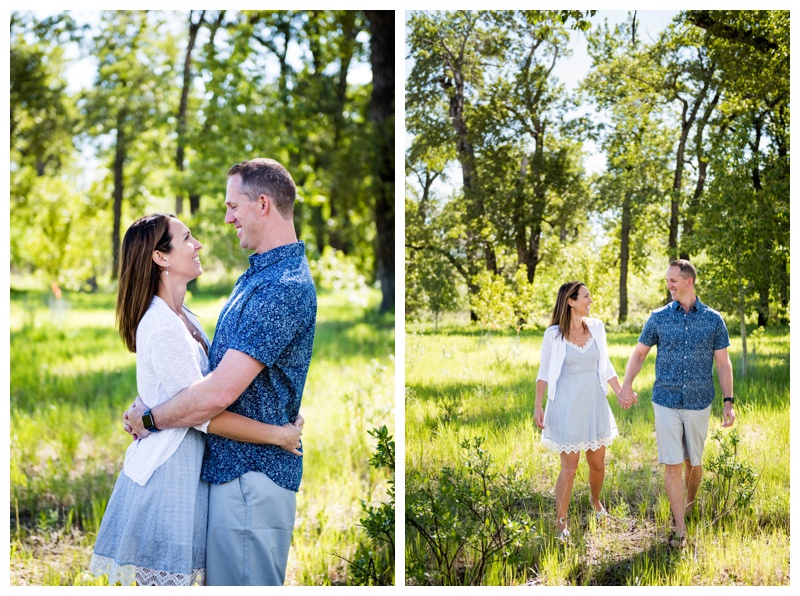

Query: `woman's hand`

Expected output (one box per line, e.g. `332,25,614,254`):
278,422,303,456
124,395,148,440
293,413,305,430
534,405,545,429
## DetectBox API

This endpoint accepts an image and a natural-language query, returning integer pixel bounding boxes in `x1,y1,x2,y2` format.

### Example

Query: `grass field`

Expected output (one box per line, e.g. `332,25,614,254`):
405,323,789,586
9,285,394,586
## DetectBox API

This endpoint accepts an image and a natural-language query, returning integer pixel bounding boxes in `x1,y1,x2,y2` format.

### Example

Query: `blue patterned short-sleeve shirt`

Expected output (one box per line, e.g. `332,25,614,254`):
638,297,730,410
201,241,316,491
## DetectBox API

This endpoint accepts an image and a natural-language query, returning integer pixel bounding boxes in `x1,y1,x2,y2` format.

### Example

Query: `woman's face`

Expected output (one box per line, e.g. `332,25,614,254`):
158,218,203,282
568,285,592,317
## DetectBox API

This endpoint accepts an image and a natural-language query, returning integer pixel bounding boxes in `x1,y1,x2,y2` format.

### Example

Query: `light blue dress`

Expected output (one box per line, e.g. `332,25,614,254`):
89,300,210,586
541,338,618,453
89,430,208,586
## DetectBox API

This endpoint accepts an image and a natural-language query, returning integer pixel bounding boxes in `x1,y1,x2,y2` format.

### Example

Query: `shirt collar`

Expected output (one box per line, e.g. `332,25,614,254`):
671,296,703,312
248,241,306,271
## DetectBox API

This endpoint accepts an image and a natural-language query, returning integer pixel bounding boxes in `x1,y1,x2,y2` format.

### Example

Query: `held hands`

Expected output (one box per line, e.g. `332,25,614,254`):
279,413,305,456
617,386,638,410
722,402,736,427
123,395,149,440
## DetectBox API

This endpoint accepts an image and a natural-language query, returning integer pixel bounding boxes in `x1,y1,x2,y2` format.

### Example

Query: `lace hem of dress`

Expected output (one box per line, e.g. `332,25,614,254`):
564,336,595,353
542,428,618,454
90,553,205,586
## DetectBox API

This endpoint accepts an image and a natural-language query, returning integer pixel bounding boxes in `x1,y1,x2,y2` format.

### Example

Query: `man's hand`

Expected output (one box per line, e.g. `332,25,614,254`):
278,419,304,456
617,386,637,409
124,395,151,440
722,401,735,427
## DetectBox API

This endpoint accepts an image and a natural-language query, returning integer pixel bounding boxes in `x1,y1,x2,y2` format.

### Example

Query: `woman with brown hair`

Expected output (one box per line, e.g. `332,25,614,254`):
90,213,304,586
534,281,633,541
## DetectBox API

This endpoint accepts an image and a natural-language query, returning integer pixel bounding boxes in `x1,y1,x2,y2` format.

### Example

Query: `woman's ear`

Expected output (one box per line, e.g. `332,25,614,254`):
152,250,168,268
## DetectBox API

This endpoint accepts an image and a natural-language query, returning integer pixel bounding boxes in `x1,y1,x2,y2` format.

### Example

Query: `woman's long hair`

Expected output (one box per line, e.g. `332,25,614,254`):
116,213,176,352
549,281,588,340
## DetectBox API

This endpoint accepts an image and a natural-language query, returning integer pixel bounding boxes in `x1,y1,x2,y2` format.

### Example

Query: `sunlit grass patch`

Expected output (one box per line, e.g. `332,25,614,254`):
405,324,789,585
10,287,394,586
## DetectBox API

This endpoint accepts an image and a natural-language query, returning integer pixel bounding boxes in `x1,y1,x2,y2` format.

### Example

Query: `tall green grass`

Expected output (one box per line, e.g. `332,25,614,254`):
405,323,789,585
9,287,394,586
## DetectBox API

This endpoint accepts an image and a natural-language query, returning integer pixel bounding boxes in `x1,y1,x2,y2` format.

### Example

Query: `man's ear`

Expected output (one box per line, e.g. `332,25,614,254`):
259,194,271,216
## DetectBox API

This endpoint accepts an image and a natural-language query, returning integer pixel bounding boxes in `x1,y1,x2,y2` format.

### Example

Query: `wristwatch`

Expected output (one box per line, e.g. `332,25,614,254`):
723,397,734,404
142,409,160,432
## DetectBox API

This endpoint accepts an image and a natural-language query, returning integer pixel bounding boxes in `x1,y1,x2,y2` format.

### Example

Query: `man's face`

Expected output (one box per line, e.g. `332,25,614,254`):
666,266,693,302
225,173,264,251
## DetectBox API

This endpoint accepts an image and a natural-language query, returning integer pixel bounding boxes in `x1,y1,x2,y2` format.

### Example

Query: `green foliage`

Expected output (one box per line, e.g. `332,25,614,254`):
470,268,536,333
406,436,536,585
10,10,388,294
701,429,759,521
406,10,590,317
470,271,516,331
340,426,395,586
408,9,788,333
309,246,371,300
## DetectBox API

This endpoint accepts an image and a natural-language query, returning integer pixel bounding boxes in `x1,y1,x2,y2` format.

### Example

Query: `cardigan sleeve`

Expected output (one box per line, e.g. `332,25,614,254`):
536,327,554,383
597,319,618,383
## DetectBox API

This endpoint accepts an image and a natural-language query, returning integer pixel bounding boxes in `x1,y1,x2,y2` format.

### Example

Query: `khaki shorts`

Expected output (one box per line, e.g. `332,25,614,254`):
206,471,296,586
652,402,712,466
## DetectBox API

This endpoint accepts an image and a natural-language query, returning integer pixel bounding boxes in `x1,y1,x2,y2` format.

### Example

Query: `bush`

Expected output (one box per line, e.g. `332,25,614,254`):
339,426,395,585
405,436,536,585
701,428,758,522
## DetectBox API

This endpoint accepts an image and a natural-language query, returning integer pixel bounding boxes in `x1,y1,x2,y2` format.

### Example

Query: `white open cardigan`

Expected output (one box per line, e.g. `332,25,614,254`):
123,296,211,486
536,317,618,402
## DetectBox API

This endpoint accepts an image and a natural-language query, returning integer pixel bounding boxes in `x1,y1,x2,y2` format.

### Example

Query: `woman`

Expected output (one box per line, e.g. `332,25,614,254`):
90,213,303,586
534,281,630,540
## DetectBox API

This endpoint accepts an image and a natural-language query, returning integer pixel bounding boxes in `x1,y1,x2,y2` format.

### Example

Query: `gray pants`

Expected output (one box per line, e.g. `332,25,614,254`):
206,471,297,586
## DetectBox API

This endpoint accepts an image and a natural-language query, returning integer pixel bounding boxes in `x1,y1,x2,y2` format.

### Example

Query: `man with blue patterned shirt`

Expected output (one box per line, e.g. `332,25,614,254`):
618,260,734,547
126,158,316,584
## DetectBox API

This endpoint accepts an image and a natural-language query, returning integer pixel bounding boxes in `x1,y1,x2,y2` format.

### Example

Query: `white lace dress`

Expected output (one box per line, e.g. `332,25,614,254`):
541,337,618,453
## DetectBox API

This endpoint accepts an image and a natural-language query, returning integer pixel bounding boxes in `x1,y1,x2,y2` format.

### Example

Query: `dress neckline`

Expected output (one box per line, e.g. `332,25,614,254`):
565,335,595,353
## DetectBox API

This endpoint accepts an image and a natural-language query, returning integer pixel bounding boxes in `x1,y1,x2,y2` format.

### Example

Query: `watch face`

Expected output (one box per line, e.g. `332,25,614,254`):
142,411,155,430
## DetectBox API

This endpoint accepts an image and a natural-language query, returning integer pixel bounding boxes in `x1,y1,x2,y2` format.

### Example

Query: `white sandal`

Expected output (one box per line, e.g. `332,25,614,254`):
556,517,570,541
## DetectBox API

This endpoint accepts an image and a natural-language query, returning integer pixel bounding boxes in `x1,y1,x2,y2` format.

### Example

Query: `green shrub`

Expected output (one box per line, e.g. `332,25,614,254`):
701,428,758,522
338,426,395,585
406,436,537,585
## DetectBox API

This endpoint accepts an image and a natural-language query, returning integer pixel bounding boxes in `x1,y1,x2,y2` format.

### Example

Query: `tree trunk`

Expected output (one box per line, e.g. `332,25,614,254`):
112,114,127,279
176,10,205,216
681,90,719,260
442,50,496,276
366,10,395,313
619,192,632,324
330,11,358,254
668,76,713,262
524,120,547,284
514,156,530,272
737,261,748,376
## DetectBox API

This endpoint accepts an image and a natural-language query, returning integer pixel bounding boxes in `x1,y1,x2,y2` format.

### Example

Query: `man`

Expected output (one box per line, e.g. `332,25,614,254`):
618,259,734,547
125,158,317,585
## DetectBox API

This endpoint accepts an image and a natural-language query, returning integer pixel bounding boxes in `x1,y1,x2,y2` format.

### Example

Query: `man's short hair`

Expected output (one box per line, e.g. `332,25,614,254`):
669,259,697,283
227,158,296,219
